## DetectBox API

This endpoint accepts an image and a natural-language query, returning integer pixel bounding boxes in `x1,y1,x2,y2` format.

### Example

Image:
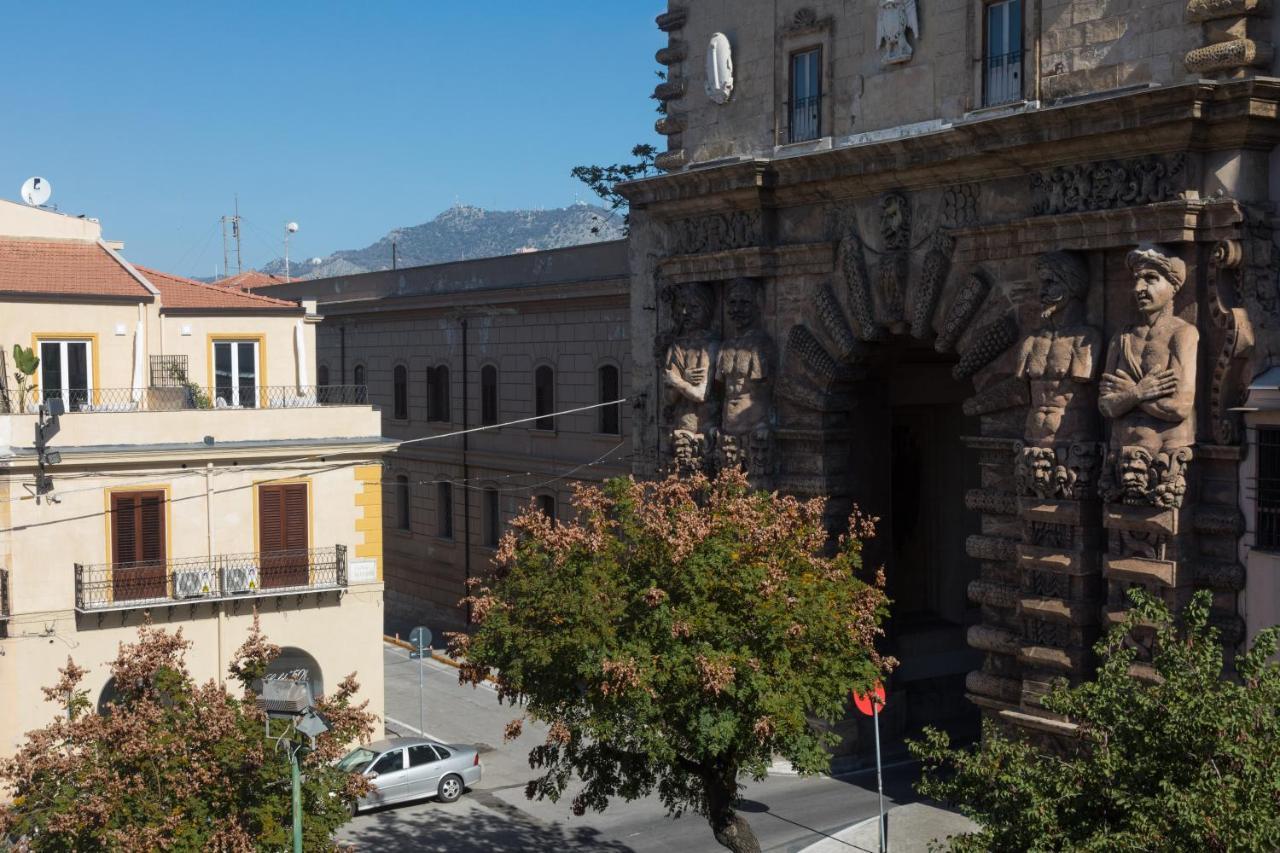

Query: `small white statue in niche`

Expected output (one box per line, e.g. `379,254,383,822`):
706,32,734,104
877,0,920,65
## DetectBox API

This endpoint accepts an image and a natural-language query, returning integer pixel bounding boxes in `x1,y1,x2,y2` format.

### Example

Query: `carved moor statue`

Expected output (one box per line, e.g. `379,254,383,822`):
663,282,719,474
715,278,775,482
1099,246,1198,508
1014,251,1102,500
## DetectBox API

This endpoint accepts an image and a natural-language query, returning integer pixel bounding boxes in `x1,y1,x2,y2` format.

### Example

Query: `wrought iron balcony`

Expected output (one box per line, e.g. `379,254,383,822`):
983,50,1024,107
4,385,368,414
74,546,347,613
788,95,822,143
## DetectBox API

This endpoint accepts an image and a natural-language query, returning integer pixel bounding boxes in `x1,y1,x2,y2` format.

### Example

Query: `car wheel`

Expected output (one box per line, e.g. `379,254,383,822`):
348,799,359,818
437,774,464,803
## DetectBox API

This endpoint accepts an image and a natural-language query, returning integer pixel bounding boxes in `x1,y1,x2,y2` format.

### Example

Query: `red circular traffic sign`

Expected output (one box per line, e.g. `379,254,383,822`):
852,682,887,716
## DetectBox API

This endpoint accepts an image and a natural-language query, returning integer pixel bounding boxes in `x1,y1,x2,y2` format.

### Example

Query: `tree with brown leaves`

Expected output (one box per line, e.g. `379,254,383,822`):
451,469,891,853
0,616,375,851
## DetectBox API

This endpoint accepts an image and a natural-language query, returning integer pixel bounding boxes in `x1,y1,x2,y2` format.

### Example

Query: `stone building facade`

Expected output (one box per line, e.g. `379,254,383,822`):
255,242,632,634
627,1,1280,740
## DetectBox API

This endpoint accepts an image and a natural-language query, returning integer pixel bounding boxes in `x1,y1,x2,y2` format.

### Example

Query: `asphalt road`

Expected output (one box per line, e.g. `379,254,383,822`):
337,644,920,853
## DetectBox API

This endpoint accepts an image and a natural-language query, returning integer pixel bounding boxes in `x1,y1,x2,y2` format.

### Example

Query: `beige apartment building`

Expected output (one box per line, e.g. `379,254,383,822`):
0,200,390,754
253,241,631,635
624,0,1280,748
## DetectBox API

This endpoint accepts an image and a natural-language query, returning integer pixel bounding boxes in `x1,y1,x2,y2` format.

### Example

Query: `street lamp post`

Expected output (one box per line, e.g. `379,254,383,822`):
262,674,329,853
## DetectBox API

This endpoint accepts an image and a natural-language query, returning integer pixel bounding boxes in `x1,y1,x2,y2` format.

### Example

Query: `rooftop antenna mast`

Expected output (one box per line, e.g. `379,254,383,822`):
220,195,243,278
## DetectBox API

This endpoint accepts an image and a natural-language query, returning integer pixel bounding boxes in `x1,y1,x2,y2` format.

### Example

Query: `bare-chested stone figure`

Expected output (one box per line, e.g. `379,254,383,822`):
1098,245,1198,508
1013,251,1102,499
663,282,719,474
714,278,775,482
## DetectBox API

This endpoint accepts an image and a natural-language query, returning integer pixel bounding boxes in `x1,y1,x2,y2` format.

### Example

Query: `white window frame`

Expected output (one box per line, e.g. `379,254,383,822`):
213,339,260,407
38,338,93,410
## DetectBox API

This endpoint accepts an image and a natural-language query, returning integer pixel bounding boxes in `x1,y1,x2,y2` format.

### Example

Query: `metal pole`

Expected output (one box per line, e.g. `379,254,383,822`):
873,701,886,853
418,635,425,735
291,744,303,853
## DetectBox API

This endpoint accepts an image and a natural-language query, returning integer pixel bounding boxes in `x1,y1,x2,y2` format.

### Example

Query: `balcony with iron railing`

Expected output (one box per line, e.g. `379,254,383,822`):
983,50,1024,108
4,384,368,415
74,545,347,613
788,95,822,143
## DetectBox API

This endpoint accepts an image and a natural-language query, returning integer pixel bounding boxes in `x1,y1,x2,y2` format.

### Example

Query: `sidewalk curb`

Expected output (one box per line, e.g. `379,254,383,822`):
384,634,494,683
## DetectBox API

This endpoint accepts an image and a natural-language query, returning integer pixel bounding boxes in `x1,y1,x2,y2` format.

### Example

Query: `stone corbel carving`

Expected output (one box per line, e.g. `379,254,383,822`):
876,0,919,65
1098,245,1198,507
706,33,734,104
715,278,776,486
1206,239,1255,445
1184,0,1273,75
663,282,720,476
1013,251,1104,500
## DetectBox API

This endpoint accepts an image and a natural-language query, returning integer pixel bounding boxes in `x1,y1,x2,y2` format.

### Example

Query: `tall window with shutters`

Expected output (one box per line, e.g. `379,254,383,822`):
427,365,451,422
534,365,555,431
110,490,167,602
258,483,309,589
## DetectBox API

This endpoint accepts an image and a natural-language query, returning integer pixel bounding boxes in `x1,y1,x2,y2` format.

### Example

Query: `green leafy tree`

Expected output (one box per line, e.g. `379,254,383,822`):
451,469,891,853
910,589,1280,852
570,143,657,235
0,617,376,851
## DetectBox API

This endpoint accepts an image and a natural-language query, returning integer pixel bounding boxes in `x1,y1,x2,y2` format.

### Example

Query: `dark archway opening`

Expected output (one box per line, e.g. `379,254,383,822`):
847,339,982,746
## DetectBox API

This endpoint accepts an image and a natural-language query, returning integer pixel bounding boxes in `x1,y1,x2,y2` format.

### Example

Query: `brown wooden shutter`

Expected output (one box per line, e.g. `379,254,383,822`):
259,483,308,588
111,490,166,601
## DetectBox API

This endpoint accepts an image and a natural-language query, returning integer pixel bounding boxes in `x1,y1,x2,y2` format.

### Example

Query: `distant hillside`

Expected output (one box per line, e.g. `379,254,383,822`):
255,203,623,280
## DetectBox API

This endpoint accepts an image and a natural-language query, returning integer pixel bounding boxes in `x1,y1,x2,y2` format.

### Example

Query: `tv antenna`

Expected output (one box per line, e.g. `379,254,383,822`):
220,195,243,279
20,177,52,207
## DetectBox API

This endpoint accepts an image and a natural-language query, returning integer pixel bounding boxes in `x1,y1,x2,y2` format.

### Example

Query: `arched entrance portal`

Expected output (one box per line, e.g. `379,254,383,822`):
848,340,982,741
256,647,325,703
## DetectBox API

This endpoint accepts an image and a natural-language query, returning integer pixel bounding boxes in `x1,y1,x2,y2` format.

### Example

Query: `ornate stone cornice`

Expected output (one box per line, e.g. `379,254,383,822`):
619,81,1280,209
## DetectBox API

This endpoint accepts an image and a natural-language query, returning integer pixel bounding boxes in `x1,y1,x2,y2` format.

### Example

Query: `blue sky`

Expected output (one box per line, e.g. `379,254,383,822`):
0,2,664,275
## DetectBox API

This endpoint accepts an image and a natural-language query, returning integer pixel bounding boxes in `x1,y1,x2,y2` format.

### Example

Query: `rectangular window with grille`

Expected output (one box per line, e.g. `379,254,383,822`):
1258,428,1280,549
789,48,821,143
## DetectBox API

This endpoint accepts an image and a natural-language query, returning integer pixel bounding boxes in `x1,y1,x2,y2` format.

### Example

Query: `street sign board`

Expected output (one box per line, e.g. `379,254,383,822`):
852,682,887,717
409,626,432,659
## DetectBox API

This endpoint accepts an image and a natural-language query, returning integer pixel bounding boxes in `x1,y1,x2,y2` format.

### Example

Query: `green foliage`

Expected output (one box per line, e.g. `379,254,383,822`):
168,363,211,409
910,589,1280,852
453,470,889,852
0,618,376,852
11,344,39,410
569,144,657,235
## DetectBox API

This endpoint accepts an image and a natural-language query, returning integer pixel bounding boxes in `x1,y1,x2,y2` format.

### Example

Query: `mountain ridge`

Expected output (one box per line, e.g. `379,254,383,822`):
242,202,622,281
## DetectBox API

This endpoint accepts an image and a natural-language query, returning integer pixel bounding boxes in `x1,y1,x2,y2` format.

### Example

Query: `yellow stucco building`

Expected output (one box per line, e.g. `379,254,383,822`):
0,200,391,757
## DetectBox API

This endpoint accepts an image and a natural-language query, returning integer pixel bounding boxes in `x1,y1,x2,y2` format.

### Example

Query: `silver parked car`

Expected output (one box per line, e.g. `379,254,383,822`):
337,737,482,813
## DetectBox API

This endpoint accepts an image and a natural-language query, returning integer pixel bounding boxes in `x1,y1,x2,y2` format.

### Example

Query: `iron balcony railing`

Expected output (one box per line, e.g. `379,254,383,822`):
74,545,347,613
788,95,822,143
20,385,368,414
984,50,1024,107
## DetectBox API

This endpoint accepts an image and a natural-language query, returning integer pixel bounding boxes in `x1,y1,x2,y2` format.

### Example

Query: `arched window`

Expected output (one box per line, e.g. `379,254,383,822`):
483,487,501,547
427,365,451,422
598,364,620,435
480,364,498,427
393,364,408,420
353,364,367,404
395,475,410,531
534,365,555,431
537,493,556,525
437,482,454,539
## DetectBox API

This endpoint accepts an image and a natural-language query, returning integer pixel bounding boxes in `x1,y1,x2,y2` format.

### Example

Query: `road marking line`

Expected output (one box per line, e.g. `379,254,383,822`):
384,716,447,742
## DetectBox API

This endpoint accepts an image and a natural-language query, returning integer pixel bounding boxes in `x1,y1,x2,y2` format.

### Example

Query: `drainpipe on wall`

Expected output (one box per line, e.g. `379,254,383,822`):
461,317,472,626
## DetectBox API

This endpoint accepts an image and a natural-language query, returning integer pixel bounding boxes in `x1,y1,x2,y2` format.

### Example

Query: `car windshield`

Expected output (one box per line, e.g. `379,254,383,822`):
337,747,378,772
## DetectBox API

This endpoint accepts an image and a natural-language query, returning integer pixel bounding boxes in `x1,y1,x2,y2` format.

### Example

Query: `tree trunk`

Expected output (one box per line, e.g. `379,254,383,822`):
704,774,761,853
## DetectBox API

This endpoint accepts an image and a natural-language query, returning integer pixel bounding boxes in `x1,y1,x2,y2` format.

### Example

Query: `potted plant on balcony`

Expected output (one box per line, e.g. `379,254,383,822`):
11,345,39,412
168,363,211,410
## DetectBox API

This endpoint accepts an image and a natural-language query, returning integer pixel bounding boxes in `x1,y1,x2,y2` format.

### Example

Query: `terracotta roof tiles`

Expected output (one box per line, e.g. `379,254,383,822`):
134,266,303,312
0,238,154,300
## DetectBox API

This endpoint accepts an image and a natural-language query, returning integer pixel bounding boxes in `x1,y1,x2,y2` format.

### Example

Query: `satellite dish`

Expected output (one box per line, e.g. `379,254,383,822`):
21,176,51,207
286,221,299,233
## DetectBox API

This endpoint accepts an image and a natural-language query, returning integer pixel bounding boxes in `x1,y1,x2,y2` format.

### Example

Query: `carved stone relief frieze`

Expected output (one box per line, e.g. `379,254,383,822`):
1098,245,1198,509
669,210,763,256
1030,154,1187,217
874,192,911,331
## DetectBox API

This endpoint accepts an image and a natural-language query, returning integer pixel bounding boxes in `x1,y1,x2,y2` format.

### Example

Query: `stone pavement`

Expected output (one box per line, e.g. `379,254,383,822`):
797,801,978,853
